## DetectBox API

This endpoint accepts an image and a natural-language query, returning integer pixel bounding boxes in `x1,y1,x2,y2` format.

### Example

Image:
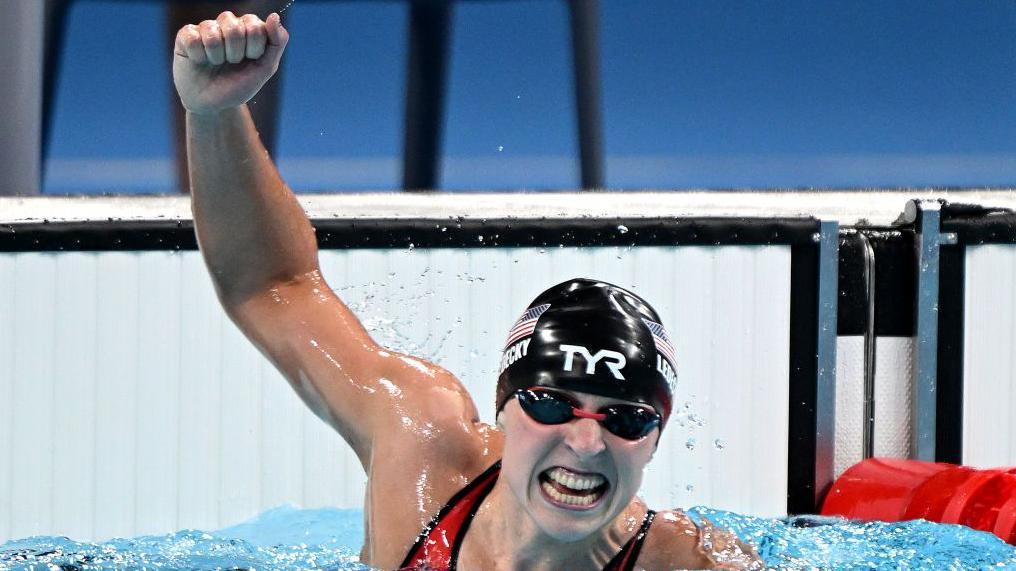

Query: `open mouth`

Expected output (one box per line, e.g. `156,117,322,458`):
538,466,610,509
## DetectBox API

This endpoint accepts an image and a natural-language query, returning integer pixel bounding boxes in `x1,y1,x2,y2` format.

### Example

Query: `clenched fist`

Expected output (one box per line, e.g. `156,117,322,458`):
173,11,289,115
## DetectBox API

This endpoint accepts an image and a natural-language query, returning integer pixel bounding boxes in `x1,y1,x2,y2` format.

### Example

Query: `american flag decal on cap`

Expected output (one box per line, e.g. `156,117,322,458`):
642,317,677,371
503,303,551,348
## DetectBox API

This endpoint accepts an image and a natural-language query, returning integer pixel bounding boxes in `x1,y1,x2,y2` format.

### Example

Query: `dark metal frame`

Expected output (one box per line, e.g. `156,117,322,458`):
0,216,816,251
786,221,839,515
908,201,948,462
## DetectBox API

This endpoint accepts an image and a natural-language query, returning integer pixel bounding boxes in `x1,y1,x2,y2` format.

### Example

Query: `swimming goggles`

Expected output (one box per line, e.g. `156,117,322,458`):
515,388,661,441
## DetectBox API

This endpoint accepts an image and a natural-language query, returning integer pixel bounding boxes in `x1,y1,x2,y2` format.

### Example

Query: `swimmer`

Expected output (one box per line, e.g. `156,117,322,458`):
174,12,762,570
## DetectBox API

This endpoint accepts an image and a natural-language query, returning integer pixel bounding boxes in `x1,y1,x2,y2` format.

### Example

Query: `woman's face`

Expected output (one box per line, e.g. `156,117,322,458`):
497,388,659,542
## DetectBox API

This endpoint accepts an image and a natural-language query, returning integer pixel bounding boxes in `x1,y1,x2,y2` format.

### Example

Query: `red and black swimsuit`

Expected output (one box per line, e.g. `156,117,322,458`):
400,461,655,571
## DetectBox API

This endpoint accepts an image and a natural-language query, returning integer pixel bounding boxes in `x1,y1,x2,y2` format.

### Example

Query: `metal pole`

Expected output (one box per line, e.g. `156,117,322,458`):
904,199,956,461
858,231,877,459
42,0,70,164
402,0,452,191
0,0,46,195
814,220,840,506
568,0,605,189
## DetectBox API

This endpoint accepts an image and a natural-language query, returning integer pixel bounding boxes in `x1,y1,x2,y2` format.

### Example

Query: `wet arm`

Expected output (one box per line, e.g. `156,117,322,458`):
179,13,487,468
187,105,318,305
185,104,484,466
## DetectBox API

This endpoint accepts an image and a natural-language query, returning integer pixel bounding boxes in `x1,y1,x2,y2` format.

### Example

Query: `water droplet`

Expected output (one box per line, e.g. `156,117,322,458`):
685,437,696,450
617,224,629,234
685,484,695,492
714,438,726,450
497,145,504,152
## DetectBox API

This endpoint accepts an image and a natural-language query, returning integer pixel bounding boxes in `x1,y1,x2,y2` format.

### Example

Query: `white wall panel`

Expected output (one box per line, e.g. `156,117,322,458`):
964,245,1016,468
176,254,224,531
11,254,57,538
259,360,305,511
218,301,264,525
0,254,14,542
92,253,139,540
0,245,791,542
52,254,98,541
135,252,182,535
835,336,914,478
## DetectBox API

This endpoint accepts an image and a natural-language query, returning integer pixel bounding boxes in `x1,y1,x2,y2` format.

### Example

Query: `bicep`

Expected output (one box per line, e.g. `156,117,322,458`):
223,271,480,466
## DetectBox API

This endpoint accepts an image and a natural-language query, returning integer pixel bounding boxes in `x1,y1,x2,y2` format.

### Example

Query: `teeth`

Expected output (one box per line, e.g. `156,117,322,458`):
542,480,599,506
546,467,606,491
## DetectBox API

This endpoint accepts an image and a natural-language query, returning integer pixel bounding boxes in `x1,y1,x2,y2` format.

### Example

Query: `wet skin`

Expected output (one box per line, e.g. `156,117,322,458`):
455,391,659,570
177,11,760,570
493,391,657,545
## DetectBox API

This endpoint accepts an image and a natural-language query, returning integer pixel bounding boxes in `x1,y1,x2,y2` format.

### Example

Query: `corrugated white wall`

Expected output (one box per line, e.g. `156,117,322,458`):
963,244,1016,468
0,245,791,543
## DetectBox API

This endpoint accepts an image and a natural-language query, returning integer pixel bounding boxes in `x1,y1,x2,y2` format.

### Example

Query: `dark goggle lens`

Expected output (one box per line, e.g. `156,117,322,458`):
515,389,661,440
602,405,661,440
516,389,574,424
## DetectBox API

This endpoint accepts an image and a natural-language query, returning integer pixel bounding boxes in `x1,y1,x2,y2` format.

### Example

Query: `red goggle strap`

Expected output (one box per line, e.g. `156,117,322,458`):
571,408,608,421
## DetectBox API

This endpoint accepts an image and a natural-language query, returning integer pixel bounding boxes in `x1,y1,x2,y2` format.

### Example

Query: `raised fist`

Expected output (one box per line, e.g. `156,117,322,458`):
173,11,289,115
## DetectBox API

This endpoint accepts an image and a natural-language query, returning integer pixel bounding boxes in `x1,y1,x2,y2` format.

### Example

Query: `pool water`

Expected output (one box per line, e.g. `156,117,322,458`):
2,506,1015,570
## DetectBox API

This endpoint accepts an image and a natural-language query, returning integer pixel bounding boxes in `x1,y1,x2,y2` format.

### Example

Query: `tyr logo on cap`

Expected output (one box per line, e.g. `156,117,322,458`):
559,344,626,380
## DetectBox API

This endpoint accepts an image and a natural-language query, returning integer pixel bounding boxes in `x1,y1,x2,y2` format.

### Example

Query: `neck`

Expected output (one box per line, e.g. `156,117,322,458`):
466,478,644,571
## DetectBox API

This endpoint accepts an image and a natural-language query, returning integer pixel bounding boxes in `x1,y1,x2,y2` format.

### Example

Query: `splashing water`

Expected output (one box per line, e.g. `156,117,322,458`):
277,0,296,15
2,506,1016,570
0,507,367,571
686,507,1016,570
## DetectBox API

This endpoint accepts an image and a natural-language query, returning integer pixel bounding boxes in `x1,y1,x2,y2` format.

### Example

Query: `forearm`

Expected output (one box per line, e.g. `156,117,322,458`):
187,104,318,304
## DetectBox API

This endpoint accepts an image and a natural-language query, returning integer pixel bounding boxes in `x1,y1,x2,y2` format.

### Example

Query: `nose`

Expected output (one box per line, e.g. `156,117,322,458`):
564,417,607,458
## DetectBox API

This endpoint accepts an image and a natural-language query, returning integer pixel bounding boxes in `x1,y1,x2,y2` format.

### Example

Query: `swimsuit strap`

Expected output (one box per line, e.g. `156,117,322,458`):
400,460,502,571
400,461,655,571
603,509,656,571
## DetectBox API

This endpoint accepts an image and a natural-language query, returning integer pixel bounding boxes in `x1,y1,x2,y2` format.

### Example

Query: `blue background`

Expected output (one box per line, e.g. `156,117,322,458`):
43,0,1016,193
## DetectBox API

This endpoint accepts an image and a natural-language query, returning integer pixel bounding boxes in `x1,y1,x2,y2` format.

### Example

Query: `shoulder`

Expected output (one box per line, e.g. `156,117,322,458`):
637,509,763,570
372,352,503,464
636,509,711,569
361,415,502,569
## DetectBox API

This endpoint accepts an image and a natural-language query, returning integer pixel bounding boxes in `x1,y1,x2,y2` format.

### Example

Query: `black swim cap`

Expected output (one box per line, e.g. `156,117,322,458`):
496,278,677,425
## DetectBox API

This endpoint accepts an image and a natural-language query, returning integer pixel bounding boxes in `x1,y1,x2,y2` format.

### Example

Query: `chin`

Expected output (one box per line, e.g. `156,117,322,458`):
533,511,605,543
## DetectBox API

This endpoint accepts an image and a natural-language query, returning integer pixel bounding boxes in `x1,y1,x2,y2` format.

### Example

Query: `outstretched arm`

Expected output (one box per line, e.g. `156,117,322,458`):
174,12,487,469
176,12,309,304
